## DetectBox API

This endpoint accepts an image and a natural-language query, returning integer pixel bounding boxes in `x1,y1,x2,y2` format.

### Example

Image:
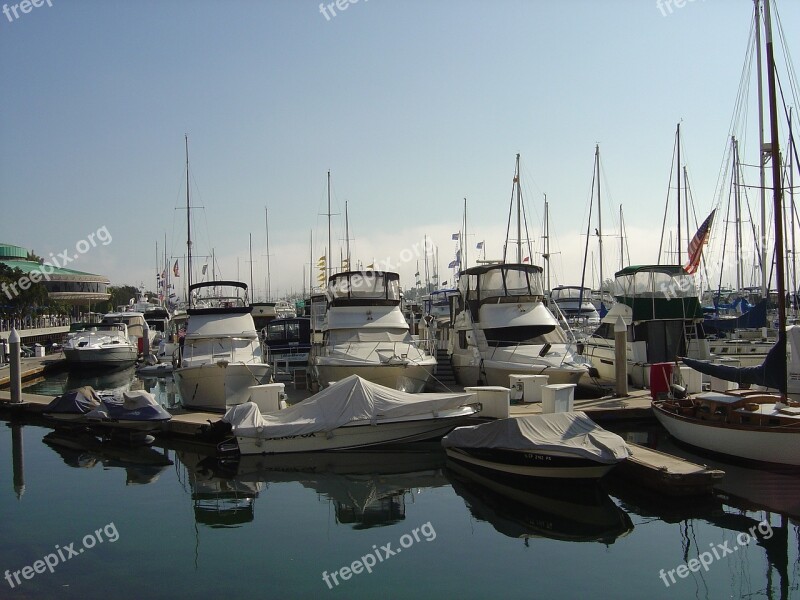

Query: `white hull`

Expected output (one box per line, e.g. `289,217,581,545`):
444,447,616,479
653,405,800,466
63,347,138,367
314,362,434,393
236,408,475,454
175,363,272,411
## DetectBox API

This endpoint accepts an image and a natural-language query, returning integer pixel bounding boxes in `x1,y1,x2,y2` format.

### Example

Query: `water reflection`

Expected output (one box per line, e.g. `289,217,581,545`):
9,421,24,499
175,447,448,529
42,430,173,485
446,460,633,544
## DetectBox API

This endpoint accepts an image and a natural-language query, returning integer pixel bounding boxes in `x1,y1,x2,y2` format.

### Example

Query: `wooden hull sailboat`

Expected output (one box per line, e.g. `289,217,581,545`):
652,0,798,467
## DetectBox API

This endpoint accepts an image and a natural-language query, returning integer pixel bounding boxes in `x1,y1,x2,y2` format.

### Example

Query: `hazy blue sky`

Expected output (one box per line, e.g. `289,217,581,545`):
2,0,799,299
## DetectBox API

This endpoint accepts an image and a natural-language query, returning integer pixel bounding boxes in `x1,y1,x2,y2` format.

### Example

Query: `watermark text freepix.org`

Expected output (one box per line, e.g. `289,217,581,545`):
1,226,112,301
322,521,436,589
658,519,773,587
319,0,367,21
5,522,119,589
2,0,52,24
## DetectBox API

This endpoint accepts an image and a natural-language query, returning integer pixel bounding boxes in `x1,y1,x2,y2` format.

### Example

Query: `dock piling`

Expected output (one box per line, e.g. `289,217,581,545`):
9,328,21,404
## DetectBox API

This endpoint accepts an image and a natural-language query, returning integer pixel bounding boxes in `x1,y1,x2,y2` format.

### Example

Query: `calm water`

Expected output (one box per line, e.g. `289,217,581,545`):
2,372,800,599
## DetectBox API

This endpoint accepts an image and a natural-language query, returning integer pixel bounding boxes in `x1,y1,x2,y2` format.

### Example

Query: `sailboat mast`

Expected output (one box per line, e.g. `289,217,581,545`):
463,198,468,269
309,229,313,293
755,0,768,298
619,205,625,269
327,170,332,280
345,200,351,269
764,0,787,394
249,233,254,301
733,137,744,290
676,123,682,265
790,109,797,316
595,145,604,292
515,154,522,263
185,134,193,295
544,195,551,291
265,206,271,301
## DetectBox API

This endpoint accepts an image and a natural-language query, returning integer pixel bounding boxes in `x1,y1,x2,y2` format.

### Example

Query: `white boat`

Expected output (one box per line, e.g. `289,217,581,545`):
62,313,145,367
550,286,601,329
174,281,272,412
580,265,710,388
309,271,437,392
449,263,591,387
223,374,479,454
442,412,630,479
653,391,800,466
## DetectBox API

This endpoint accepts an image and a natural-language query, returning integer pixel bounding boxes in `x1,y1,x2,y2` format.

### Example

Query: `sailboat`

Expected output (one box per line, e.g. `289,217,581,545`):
652,0,800,467
448,154,591,387
172,137,272,411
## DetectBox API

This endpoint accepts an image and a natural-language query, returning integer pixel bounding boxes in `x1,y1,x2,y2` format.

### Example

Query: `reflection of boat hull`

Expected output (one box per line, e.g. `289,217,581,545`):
175,363,272,411
64,347,138,368
446,459,633,543
314,362,433,393
236,408,476,455
653,401,800,466
444,447,616,479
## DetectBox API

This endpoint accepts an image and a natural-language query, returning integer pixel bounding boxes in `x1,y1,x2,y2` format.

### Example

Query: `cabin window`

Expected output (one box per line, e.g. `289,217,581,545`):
266,323,286,341
459,330,467,350
286,321,301,341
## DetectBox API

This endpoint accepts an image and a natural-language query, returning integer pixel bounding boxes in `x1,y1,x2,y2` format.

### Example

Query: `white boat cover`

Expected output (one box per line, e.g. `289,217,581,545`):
441,411,631,464
223,374,474,438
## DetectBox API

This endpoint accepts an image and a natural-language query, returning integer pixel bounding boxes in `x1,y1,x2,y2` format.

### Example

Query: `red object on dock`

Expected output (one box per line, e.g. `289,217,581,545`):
649,362,673,399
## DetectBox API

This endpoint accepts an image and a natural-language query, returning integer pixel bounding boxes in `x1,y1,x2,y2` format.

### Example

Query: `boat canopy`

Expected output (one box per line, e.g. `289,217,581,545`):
224,374,474,439
442,412,631,464
612,265,702,321
459,264,545,306
327,271,401,306
550,286,593,302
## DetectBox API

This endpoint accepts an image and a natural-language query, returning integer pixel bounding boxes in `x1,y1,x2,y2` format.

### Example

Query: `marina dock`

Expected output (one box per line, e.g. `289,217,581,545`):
0,372,723,497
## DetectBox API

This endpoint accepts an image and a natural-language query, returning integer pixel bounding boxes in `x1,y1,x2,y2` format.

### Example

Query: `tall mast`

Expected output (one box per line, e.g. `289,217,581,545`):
265,206,271,301
733,137,744,290
249,233,254,301
327,170,332,279
345,200,351,269
515,154,522,263
790,109,796,316
544,195,551,291
755,0,768,298
676,123,682,264
164,233,169,307
424,234,430,291
463,198,468,269
619,205,625,269
764,0,787,395
185,134,192,293
595,145,604,292
309,229,313,294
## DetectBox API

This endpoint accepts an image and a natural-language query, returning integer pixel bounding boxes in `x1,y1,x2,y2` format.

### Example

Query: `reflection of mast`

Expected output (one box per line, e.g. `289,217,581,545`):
10,422,24,499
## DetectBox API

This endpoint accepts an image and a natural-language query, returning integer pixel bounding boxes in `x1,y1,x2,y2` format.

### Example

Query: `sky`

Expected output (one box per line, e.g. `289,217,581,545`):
2,0,799,301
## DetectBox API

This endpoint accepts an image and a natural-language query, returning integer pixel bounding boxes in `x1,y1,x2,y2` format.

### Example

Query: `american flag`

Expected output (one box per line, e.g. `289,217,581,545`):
684,209,716,274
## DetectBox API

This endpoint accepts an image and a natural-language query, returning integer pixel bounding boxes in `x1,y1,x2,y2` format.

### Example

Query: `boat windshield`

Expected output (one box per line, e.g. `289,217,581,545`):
327,272,401,302
460,265,544,303
551,287,592,302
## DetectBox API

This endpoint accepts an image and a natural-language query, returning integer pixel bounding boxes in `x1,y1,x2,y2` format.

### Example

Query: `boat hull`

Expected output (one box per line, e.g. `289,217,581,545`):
63,347,138,368
653,402,800,466
236,411,474,455
444,447,617,479
175,363,273,411
451,353,586,387
313,362,433,393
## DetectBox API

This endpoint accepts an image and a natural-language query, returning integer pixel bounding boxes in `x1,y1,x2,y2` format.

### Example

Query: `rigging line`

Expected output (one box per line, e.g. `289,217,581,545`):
774,1,800,110
503,165,516,264
579,157,596,299
657,131,678,264
716,163,735,300
775,74,800,181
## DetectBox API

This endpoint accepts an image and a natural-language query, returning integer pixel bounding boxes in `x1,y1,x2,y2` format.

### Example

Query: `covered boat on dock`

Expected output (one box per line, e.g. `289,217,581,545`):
223,374,479,454
441,412,630,479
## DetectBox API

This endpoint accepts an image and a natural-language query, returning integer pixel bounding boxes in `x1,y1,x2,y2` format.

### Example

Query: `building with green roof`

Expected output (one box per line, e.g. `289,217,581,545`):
0,243,110,304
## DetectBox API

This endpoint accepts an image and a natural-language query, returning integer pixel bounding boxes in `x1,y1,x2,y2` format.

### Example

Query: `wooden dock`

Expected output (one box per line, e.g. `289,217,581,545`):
0,381,724,495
